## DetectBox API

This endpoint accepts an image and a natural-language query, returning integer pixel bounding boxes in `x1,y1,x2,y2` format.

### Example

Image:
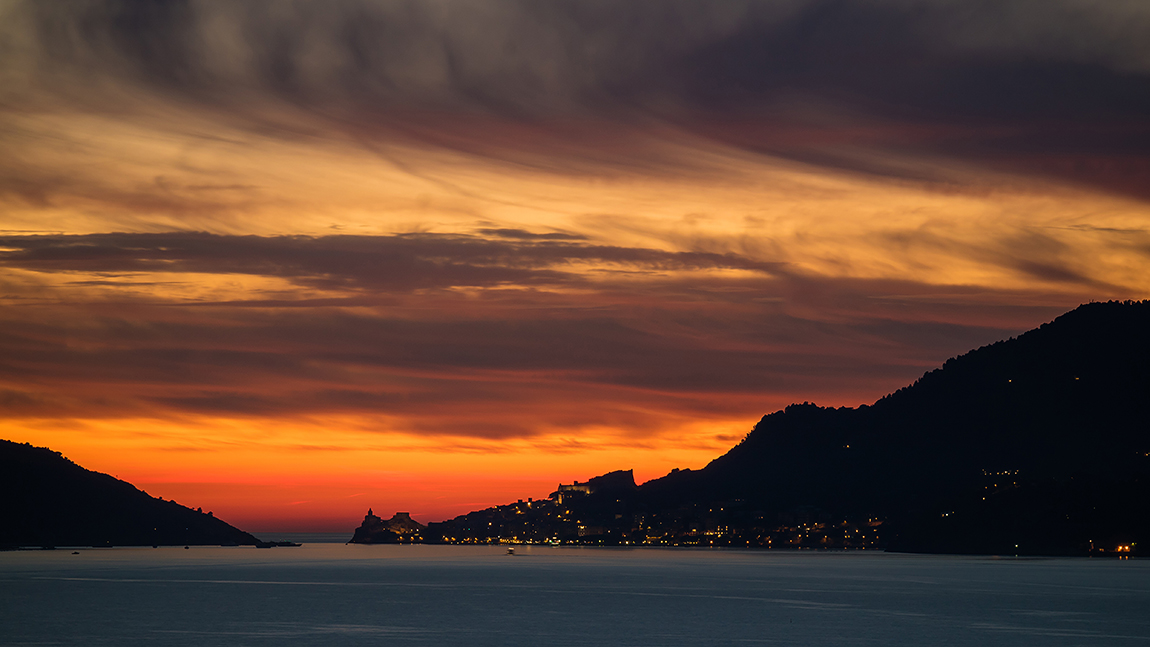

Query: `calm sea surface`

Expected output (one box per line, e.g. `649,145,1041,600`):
2,543,1147,646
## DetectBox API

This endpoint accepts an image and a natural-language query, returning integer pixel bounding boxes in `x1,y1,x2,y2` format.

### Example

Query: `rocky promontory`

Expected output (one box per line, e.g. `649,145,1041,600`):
348,509,426,543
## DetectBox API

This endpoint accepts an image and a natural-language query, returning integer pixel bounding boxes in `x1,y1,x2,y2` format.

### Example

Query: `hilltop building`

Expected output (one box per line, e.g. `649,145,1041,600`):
550,469,636,503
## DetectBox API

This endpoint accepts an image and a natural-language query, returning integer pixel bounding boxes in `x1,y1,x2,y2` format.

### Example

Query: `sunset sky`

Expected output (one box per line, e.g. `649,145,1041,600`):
1,0,1148,531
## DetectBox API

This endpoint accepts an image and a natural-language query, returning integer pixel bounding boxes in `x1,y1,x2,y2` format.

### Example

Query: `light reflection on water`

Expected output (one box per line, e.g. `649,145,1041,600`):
1,545,1147,646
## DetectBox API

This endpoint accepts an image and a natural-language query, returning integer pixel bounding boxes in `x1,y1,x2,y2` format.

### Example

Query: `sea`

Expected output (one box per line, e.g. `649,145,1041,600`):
2,539,1147,646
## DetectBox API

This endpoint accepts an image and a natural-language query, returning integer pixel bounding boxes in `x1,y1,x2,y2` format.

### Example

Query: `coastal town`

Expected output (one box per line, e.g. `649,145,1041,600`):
349,471,887,550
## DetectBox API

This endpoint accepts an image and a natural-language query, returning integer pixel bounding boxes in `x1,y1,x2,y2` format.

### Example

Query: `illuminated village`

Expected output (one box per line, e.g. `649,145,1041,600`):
352,470,887,550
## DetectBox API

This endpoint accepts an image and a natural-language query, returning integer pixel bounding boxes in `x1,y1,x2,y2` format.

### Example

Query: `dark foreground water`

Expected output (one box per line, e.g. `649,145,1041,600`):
1,544,1147,646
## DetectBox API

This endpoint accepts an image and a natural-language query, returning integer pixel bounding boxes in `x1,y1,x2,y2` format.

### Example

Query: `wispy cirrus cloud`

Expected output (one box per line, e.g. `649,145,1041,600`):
2,0,1148,195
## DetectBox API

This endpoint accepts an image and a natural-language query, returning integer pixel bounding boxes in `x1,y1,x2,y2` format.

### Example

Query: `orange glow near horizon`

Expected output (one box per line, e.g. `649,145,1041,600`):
0,415,756,530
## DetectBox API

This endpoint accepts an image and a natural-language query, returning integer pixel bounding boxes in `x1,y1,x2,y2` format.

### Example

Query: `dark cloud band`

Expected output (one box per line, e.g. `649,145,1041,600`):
0,231,786,291
0,231,1077,432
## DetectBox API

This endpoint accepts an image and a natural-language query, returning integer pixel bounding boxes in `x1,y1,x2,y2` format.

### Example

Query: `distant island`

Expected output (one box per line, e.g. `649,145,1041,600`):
353,301,1149,556
0,439,260,549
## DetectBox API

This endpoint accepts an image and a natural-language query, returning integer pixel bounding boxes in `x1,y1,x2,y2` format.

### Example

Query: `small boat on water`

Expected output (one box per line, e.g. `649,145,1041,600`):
507,547,515,555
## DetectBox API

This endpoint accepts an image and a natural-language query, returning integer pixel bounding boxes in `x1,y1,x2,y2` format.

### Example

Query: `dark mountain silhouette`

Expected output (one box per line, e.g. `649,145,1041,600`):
0,440,260,548
639,300,1150,554
423,301,1149,555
